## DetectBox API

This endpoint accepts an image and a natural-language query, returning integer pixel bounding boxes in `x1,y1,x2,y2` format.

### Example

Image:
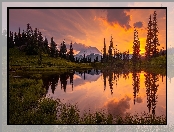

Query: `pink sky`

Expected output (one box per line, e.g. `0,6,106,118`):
9,8,166,54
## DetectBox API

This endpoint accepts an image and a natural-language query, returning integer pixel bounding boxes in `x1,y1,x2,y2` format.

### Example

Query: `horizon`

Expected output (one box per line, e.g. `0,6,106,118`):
9,8,166,55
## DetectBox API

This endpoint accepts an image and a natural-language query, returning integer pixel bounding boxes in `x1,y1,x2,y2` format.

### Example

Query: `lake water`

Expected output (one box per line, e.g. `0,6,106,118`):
44,69,166,118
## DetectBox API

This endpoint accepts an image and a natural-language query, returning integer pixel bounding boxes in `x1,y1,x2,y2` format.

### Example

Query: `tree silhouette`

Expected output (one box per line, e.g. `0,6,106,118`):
132,28,141,64
60,39,67,59
144,72,159,117
145,15,153,60
108,35,114,60
103,71,107,91
145,11,160,59
108,71,114,95
43,37,50,54
68,41,74,62
103,38,107,61
152,11,160,57
50,75,59,94
50,37,57,57
69,72,74,91
132,71,140,105
60,73,69,92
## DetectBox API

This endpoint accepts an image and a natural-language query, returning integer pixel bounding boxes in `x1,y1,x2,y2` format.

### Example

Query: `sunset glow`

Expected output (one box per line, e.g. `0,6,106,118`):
9,8,166,54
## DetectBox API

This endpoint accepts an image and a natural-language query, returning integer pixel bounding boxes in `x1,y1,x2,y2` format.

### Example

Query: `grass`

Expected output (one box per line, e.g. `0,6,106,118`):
9,48,93,72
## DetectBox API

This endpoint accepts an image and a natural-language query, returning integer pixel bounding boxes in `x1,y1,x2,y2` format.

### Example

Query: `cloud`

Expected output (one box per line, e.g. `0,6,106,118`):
66,42,89,52
135,96,143,103
107,96,131,117
105,9,131,30
133,21,143,28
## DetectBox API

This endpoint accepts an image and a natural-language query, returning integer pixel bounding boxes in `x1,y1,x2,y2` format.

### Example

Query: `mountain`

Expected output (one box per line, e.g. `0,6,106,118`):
74,46,102,62
76,46,102,56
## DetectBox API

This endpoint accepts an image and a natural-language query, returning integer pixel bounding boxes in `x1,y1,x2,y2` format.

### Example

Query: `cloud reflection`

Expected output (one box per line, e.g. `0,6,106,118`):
107,96,131,117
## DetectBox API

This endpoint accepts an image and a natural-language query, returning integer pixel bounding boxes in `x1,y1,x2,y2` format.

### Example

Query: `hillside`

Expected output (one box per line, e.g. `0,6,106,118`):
9,48,93,72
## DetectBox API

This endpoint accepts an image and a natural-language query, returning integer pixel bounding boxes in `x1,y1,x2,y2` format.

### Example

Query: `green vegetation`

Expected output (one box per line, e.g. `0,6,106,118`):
9,48,92,72
9,75,166,124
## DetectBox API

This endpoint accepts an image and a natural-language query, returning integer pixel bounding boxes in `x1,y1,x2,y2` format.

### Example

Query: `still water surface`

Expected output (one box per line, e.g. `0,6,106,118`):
44,69,166,117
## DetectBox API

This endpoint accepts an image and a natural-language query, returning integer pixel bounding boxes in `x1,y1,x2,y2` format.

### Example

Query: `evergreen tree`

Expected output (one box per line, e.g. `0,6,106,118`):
108,35,114,60
25,24,38,55
145,15,153,60
132,28,141,64
103,38,107,61
17,27,22,47
60,39,67,59
68,41,74,62
50,37,57,57
152,11,160,57
43,37,50,54
145,11,160,59
21,30,27,46
38,31,44,52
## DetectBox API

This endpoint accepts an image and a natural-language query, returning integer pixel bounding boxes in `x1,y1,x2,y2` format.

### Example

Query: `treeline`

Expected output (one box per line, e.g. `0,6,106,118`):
8,24,98,64
8,23,87,63
101,11,166,64
9,11,166,66
101,36,130,63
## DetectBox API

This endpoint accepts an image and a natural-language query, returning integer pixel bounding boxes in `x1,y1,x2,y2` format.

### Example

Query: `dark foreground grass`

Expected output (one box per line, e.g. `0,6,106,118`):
9,75,166,125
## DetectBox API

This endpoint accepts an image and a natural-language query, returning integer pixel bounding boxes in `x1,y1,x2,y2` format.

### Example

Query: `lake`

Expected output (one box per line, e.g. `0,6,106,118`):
44,69,166,118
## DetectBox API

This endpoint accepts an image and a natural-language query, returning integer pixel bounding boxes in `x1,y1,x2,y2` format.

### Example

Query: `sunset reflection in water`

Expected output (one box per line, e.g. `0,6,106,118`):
45,70,166,118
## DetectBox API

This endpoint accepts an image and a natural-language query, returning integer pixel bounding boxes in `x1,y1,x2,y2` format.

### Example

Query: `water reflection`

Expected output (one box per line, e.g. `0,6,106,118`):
43,69,166,117
144,73,159,117
132,71,140,105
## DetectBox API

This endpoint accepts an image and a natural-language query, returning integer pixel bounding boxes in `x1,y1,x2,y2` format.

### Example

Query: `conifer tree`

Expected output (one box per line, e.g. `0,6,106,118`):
50,37,57,57
152,11,160,57
43,37,50,54
17,27,22,47
68,41,74,62
108,35,114,60
103,38,107,61
59,39,67,59
132,28,141,64
145,15,153,60
145,11,160,59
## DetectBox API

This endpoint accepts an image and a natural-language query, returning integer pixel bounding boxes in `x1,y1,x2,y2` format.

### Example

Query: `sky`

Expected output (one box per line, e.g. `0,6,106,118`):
9,8,166,55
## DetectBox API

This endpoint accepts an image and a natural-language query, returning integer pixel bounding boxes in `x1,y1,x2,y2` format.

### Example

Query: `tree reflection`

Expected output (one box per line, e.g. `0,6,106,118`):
43,72,74,94
144,72,159,117
42,74,59,94
69,72,74,91
132,69,140,105
102,69,124,95
51,75,59,94
108,71,114,95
